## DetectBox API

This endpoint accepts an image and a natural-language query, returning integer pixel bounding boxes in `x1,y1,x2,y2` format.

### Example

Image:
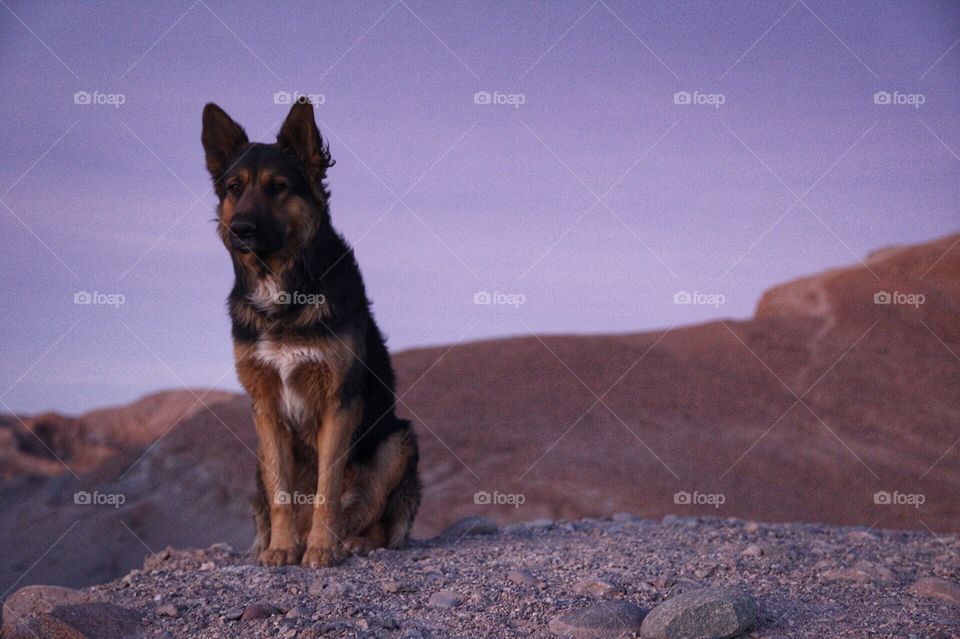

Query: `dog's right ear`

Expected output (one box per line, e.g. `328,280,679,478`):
201,103,249,184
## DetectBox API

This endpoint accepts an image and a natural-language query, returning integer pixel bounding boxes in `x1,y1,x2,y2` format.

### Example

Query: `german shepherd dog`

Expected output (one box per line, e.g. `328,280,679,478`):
201,100,420,567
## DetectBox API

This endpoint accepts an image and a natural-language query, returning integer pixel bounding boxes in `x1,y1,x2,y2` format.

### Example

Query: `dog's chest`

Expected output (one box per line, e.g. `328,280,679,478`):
254,340,325,427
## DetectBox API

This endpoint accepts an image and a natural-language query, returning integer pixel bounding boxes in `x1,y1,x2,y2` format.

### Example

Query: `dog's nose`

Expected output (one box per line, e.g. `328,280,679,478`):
230,219,256,239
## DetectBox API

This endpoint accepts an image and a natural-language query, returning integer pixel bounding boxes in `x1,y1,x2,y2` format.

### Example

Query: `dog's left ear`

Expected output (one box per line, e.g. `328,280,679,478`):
277,99,334,188
201,103,249,184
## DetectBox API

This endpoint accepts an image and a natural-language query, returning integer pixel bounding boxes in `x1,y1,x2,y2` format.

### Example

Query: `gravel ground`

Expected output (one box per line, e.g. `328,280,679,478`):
45,516,960,638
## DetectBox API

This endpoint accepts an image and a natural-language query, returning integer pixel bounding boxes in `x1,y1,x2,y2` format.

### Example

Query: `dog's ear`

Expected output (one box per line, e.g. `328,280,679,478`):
201,103,249,183
277,99,334,187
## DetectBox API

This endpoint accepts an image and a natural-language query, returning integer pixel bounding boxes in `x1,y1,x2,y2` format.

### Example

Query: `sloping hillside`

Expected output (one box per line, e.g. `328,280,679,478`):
1,233,957,594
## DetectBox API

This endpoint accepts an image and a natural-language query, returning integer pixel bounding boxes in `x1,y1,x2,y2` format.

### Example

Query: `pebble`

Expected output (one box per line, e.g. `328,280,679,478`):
911,577,960,605
155,603,179,617
640,587,757,639
507,569,538,587
241,602,280,621
742,544,765,557
428,590,462,608
548,600,648,638
224,607,244,621
573,578,618,598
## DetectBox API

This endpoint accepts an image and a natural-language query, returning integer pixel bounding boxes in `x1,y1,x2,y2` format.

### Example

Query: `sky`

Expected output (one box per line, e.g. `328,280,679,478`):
1,0,958,413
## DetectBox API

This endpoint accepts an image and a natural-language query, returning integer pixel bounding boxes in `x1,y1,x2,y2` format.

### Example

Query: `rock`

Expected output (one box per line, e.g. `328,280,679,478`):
440,516,498,539
155,603,179,617
428,590,462,608
822,562,894,585
527,517,554,528
241,602,281,620
744,522,760,534
640,587,757,639
573,578,618,598
911,577,960,605
2,585,93,636
548,600,647,638
11,603,144,639
285,605,307,618
507,569,538,587
741,544,764,557
224,607,244,620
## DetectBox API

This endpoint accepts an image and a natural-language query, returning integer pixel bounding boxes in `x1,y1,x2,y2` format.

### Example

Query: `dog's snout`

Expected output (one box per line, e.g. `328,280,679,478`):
230,219,256,239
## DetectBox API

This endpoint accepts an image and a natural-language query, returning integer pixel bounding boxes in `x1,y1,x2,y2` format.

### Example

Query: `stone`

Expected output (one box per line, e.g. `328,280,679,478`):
911,577,960,605
741,544,764,557
13,603,144,639
241,602,281,620
440,516,498,539
640,588,757,639
548,601,647,638
155,603,179,617
224,607,244,621
2,585,93,637
428,590,462,608
507,569,538,587
573,578,618,598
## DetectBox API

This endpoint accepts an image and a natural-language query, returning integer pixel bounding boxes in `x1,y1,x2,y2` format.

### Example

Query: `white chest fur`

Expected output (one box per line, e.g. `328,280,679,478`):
254,340,326,426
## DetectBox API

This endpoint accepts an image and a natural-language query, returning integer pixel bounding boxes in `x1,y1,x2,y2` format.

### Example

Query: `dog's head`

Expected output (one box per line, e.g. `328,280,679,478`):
201,100,334,260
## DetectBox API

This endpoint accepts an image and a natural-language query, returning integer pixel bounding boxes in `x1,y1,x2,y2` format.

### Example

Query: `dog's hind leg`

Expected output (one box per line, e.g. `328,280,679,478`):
341,429,413,538
380,432,421,549
252,466,271,554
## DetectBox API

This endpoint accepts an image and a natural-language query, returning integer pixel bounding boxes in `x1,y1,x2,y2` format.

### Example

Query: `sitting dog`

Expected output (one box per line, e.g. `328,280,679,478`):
201,99,420,567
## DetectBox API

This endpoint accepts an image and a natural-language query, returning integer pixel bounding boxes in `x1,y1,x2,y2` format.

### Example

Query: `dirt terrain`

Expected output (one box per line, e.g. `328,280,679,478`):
3,516,959,638
0,233,958,596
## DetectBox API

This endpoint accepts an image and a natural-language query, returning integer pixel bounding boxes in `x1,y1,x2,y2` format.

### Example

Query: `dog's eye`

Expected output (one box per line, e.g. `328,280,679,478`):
266,181,287,196
226,181,242,196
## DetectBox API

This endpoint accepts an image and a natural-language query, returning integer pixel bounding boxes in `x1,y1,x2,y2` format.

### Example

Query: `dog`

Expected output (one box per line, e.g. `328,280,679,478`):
201,99,421,567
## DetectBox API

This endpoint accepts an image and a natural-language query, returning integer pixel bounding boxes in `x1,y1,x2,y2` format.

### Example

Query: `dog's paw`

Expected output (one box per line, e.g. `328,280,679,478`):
301,543,344,568
258,547,300,566
343,535,378,556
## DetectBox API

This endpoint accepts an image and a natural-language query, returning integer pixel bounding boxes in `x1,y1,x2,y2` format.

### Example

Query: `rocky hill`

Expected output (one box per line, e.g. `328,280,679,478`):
1,233,958,597
3,516,958,638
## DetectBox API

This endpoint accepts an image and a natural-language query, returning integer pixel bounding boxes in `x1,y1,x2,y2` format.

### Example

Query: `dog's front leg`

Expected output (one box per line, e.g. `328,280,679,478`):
253,401,301,566
302,402,359,567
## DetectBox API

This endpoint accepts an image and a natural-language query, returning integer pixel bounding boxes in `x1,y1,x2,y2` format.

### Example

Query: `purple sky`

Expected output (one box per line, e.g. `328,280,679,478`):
1,0,958,413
